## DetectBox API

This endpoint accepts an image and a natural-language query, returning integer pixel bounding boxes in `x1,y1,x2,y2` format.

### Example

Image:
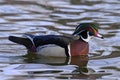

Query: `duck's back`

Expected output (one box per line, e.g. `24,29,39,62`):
33,35,74,47
33,35,75,57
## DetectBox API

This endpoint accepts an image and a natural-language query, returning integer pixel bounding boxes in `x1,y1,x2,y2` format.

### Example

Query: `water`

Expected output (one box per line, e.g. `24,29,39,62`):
0,0,120,80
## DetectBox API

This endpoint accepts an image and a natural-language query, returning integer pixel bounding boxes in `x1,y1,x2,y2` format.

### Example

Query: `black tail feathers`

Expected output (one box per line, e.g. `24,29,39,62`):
8,36,33,49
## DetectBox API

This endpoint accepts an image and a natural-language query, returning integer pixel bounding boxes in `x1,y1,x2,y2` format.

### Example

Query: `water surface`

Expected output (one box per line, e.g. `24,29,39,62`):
0,0,120,80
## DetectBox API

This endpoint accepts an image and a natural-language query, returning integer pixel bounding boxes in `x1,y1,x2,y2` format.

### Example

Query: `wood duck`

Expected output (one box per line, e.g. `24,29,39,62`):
9,23,103,57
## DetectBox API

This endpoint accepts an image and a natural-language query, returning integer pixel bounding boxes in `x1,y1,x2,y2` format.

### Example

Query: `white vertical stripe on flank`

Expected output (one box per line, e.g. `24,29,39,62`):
68,44,71,57
67,44,71,64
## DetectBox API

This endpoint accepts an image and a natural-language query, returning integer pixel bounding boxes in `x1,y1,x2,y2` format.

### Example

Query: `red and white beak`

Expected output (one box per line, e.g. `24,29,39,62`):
95,32,104,39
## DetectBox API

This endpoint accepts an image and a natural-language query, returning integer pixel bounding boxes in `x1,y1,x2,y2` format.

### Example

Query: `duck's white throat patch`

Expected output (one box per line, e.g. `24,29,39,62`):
81,32,92,42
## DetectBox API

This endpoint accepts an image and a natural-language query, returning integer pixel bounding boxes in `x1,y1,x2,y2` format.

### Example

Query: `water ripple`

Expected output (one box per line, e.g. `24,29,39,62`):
0,0,120,80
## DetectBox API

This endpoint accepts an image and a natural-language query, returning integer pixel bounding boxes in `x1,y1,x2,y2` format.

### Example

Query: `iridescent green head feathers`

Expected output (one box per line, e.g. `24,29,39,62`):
73,23,103,40
73,23,98,35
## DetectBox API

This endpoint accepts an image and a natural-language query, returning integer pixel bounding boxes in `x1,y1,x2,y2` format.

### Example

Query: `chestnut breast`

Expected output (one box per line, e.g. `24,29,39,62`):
70,40,89,56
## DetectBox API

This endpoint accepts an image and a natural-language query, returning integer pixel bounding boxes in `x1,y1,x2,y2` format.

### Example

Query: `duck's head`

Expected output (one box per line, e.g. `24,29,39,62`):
73,23,103,42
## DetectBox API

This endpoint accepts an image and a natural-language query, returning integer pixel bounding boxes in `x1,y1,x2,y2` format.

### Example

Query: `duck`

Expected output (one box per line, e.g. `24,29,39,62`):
8,23,103,57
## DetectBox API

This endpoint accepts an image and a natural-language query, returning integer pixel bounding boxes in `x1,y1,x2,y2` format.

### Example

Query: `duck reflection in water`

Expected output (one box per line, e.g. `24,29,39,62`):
23,51,92,75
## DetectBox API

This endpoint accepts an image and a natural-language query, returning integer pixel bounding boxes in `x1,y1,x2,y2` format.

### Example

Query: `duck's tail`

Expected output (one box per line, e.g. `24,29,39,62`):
8,35,34,50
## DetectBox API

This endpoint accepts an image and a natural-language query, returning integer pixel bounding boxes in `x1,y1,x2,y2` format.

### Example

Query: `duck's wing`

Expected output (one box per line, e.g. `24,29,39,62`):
33,35,75,57
33,35,75,48
9,34,75,49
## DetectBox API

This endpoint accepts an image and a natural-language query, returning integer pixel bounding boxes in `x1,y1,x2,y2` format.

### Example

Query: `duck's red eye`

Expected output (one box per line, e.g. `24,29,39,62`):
89,32,94,36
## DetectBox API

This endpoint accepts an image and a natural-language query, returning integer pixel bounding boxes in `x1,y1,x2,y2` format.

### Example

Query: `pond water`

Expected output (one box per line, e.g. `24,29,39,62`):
0,0,120,80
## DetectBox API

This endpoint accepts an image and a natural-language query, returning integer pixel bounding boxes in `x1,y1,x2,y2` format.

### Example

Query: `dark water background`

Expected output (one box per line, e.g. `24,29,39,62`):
0,0,120,80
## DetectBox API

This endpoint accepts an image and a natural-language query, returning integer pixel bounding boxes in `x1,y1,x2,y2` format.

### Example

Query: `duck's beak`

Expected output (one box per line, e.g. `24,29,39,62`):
95,32,104,39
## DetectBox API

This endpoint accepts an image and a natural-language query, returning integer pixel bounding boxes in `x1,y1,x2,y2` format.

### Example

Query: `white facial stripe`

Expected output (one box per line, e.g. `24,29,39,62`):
81,31,92,42
74,30,85,36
